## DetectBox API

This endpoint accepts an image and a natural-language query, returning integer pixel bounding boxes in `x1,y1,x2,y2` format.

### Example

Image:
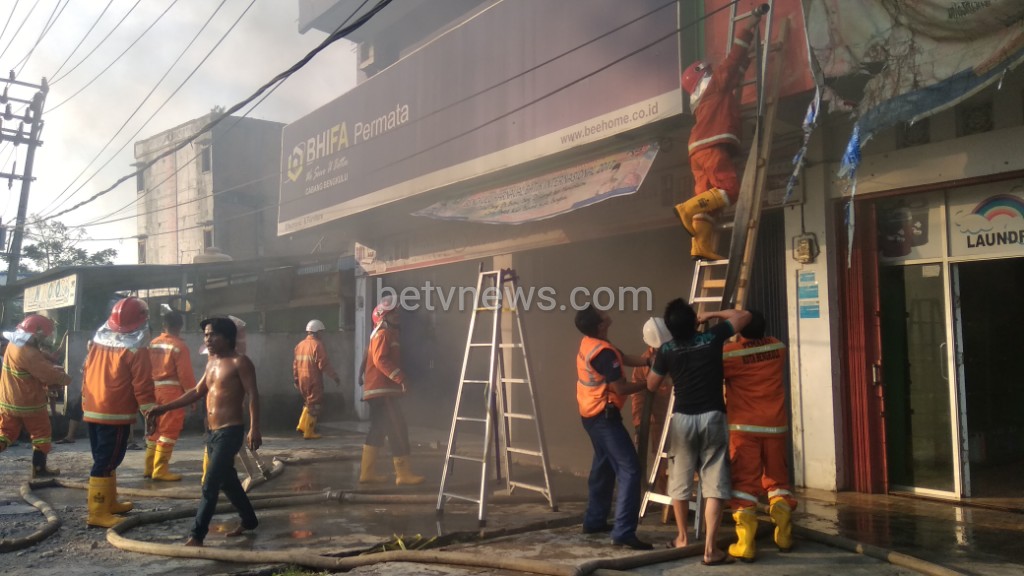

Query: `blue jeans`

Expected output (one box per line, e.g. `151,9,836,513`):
581,406,641,542
190,425,258,542
87,423,130,477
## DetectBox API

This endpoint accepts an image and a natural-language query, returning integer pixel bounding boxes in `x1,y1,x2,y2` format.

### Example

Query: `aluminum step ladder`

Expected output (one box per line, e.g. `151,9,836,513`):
639,3,788,537
436,268,557,527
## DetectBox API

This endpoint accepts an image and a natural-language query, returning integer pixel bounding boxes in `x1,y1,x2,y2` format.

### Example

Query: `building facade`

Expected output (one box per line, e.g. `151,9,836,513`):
288,0,1024,502
135,114,284,265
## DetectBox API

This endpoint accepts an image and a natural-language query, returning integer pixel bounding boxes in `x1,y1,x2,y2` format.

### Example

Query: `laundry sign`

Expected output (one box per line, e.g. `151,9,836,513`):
947,182,1024,258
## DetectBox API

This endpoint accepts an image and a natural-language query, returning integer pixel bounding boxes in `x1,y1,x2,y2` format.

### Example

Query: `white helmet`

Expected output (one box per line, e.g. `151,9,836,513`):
305,319,326,333
642,317,671,348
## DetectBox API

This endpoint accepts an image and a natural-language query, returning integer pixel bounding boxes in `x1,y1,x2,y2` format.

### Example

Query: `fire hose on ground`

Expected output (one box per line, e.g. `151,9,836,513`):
2,454,969,576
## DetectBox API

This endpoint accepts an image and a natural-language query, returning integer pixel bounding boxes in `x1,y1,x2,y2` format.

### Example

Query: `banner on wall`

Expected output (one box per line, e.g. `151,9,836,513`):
948,182,1024,258
24,274,77,312
412,143,658,225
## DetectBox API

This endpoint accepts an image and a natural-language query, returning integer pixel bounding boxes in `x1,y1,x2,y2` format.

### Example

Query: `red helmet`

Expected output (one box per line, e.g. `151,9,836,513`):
681,60,710,94
108,297,149,333
371,296,397,326
17,314,54,338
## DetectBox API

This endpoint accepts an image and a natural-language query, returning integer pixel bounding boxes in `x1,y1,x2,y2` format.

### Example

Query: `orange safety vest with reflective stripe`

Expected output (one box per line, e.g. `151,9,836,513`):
0,344,71,415
148,333,196,392
722,336,788,434
82,343,156,425
576,335,624,418
293,335,339,390
362,324,404,401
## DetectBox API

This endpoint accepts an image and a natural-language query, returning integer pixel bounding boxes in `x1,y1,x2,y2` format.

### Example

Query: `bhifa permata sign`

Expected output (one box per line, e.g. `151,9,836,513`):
24,274,77,312
277,0,682,235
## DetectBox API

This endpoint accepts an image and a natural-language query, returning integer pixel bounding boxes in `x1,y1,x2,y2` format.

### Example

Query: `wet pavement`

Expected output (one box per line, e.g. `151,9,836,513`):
1,420,1022,575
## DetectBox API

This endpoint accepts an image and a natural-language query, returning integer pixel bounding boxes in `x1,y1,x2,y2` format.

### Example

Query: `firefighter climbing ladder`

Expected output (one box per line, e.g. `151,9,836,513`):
639,2,788,535
436,268,557,527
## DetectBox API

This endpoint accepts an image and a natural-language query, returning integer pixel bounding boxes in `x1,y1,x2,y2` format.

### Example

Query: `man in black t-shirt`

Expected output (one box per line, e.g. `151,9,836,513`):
647,299,750,565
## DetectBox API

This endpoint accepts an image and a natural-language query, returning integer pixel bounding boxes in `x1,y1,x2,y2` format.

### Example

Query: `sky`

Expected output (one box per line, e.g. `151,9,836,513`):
0,0,358,264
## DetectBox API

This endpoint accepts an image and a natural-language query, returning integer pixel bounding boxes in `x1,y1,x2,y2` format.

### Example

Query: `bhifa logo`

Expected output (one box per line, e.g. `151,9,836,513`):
953,193,1024,248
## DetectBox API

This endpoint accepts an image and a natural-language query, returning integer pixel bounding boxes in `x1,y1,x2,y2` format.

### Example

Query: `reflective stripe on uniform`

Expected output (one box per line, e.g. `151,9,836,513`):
729,423,789,434
0,400,48,412
722,341,787,359
154,379,180,387
577,343,607,387
688,133,740,152
157,436,177,445
2,363,30,377
768,488,793,499
295,354,316,362
732,489,759,503
83,410,137,421
387,368,402,380
150,343,179,353
32,437,51,445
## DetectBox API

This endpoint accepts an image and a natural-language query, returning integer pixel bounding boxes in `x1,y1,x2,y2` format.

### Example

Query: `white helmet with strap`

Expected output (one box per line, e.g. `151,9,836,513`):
305,319,326,333
642,317,671,348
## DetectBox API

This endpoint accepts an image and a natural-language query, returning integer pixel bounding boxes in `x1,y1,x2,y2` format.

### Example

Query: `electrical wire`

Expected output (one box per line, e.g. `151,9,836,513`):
45,0,180,112
46,0,114,82
41,0,231,217
44,0,256,219
0,1,22,56
0,0,41,63
77,0,373,229
64,0,731,233
49,0,142,85
13,0,69,76
41,0,395,222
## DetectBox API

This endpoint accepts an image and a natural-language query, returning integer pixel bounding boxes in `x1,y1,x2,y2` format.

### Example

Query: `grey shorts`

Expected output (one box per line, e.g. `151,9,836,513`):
667,410,731,500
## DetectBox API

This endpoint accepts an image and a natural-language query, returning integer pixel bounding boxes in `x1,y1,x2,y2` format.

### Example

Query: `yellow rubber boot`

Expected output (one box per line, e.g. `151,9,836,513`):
673,188,729,237
359,445,388,483
109,472,134,514
201,447,209,484
691,215,725,261
303,415,322,440
152,445,183,481
143,443,156,478
769,496,794,552
296,407,309,434
87,476,124,528
728,507,758,563
393,456,424,486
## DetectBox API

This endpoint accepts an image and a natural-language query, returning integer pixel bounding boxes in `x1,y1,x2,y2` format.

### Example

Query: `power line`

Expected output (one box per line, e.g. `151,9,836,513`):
77,0,374,229
45,0,256,218
45,0,180,112
49,0,142,85
0,0,41,63
41,0,395,222
14,0,69,76
47,0,114,81
42,0,232,217
0,1,22,54
68,0,719,234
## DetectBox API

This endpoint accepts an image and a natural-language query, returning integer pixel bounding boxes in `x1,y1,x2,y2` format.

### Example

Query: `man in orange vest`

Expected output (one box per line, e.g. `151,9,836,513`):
672,8,765,260
293,319,341,440
722,309,796,561
0,315,72,478
82,297,156,528
575,304,653,550
144,310,196,482
358,297,424,486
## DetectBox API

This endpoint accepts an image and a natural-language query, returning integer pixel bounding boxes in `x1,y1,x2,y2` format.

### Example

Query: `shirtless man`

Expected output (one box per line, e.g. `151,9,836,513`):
146,317,260,546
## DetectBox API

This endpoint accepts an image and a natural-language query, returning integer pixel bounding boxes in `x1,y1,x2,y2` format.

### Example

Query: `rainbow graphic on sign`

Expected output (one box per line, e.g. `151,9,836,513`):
971,194,1024,221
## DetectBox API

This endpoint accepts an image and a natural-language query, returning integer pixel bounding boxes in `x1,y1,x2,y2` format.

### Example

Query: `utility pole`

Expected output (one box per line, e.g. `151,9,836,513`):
1,72,48,288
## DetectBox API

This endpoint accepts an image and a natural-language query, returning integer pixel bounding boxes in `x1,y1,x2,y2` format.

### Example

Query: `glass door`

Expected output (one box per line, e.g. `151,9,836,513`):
880,263,957,495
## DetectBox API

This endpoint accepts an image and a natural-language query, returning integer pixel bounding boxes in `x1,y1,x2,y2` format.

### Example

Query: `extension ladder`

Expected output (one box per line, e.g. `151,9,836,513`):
639,3,788,537
436,268,557,526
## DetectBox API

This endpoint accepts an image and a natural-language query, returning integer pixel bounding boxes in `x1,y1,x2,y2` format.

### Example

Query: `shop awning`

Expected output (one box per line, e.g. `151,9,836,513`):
412,142,659,225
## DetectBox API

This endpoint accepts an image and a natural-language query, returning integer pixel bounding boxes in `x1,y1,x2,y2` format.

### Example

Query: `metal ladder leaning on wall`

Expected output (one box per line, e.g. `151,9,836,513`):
639,2,788,536
436,268,558,527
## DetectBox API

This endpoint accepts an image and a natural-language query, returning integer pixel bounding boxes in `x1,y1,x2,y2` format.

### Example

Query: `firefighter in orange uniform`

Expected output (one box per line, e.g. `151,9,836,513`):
293,319,342,440
722,309,796,561
0,315,72,477
144,310,196,481
673,7,765,260
358,297,424,486
82,297,156,528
